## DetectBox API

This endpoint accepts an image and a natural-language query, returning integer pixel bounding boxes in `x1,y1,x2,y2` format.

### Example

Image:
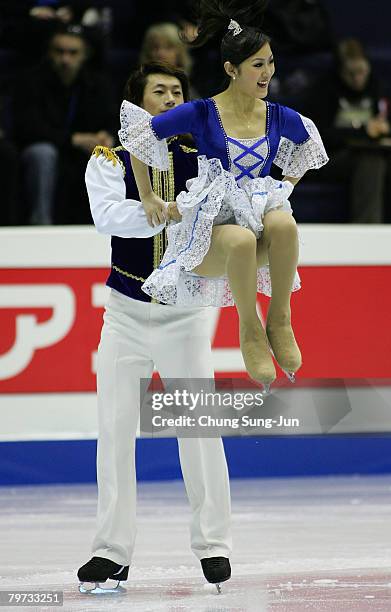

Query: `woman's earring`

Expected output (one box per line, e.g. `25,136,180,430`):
233,75,236,80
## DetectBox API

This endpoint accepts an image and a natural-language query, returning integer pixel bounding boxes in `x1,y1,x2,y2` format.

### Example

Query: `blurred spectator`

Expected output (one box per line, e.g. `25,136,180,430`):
139,22,199,98
117,1,195,49
13,24,116,224
0,1,110,69
305,39,391,223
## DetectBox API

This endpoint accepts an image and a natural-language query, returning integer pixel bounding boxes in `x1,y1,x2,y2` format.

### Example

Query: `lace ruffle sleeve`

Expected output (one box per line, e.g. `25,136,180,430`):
274,114,329,178
118,100,169,171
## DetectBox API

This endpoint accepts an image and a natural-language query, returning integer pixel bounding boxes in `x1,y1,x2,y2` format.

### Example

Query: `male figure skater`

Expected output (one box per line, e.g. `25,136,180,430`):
77,62,231,592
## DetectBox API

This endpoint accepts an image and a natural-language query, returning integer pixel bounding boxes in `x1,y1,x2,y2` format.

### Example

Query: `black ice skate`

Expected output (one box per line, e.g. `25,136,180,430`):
201,556,231,594
77,556,129,593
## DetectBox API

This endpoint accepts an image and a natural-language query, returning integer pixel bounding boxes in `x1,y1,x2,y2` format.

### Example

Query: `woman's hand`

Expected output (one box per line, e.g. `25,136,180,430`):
142,192,167,227
166,202,182,222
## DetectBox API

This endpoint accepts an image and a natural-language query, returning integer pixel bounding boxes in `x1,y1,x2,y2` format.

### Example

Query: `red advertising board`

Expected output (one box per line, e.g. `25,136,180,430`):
1,265,390,393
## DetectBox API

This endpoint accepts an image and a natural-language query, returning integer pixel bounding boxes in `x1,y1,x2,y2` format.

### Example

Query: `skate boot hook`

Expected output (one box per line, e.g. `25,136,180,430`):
201,557,231,594
77,556,129,594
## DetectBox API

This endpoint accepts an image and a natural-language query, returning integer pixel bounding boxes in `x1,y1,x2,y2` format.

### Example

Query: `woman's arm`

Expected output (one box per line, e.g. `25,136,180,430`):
274,107,329,178
119,99,203,169
130,155,166,228
151,100,203,140
119,100,204,226
283,176,301,187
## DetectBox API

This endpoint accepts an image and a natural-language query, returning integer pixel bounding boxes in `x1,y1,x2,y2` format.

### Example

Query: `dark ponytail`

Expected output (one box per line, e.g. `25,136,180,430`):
182,0,271,67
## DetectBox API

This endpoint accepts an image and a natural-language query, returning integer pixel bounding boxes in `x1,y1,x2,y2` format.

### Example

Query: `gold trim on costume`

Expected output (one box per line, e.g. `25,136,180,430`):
152,169,162,304
179,144,197,154
92,146,125,176
152,166,163,270
112,265,146,282
114,146,177,303
150,153,176,303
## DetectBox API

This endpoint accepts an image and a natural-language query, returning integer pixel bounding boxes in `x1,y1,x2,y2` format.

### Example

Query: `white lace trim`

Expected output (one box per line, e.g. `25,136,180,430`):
171,265,301,307
118,100,169,171
141,155,300,306
274,114,329,178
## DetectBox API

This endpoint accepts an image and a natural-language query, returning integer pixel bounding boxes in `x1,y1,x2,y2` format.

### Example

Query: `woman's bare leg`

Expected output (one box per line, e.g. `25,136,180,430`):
192,224,275,384
256,210,302,372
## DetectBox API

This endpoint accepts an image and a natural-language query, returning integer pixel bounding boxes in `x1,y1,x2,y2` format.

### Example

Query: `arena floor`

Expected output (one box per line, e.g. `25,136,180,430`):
1,475,390,611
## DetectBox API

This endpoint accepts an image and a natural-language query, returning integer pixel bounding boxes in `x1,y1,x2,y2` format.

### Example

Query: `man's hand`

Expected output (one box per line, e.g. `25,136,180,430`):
72,132,99,153
97,130,114,148
166,202,182,222
366,116,390,139
72,132,114,153
142,192,167,227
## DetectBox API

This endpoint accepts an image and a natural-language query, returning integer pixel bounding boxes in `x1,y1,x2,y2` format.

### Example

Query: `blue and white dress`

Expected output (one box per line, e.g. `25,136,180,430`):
119,97,328,307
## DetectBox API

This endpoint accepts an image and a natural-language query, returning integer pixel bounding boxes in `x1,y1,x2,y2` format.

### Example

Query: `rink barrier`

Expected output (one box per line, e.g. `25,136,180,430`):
1,435,391,486
0,226,391,484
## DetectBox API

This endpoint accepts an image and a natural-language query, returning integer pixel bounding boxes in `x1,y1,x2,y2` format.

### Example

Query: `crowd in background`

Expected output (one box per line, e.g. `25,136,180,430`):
0,0,390,226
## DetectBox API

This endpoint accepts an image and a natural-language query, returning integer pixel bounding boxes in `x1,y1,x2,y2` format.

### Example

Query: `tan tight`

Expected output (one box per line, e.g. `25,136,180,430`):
192,210,301,383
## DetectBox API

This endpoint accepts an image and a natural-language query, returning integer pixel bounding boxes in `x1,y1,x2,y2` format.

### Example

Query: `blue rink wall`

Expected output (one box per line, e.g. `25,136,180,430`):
1,436,391,486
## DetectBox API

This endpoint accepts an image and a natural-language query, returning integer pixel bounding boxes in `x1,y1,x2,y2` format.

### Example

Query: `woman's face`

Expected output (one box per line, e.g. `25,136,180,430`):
230,43,275,99
149,36,179,66
341,58,370,91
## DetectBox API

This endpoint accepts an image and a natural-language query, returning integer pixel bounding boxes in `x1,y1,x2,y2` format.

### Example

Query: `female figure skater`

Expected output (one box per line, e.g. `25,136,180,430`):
119,0,328,392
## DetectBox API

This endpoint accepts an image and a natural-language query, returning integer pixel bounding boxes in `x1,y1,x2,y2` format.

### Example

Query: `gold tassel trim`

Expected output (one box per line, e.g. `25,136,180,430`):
112,265,146,282
92,146,125,175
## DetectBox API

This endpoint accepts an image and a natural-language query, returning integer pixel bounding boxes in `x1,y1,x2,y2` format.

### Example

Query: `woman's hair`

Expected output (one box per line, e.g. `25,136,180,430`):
140,22,193,75
123,61,190,107
336,38,368,68
183,0,270,67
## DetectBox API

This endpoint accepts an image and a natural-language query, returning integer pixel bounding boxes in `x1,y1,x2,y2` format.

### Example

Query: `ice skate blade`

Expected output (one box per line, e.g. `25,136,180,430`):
79,581,124,595
282,370,296,383
203,582,223,595
267,343,299,385
249,376,273,396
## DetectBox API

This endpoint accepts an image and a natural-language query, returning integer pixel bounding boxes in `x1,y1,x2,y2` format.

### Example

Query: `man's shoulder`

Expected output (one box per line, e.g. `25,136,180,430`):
15,62,48,90
91,145,126,175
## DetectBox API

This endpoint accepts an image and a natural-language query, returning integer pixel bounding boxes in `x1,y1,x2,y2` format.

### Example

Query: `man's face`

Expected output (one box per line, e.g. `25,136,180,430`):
49,34,87,82
141,73,184,116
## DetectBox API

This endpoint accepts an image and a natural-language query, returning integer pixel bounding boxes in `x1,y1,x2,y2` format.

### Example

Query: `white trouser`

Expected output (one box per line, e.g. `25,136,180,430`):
91,289,232,565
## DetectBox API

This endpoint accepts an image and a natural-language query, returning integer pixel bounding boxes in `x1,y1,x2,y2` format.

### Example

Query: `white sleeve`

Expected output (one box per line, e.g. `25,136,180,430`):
85,154,165,238
118,100,170,170
273,114,329,178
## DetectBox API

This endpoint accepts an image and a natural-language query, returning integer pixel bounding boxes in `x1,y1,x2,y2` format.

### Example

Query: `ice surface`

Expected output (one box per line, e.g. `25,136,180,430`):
0,476,391,610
